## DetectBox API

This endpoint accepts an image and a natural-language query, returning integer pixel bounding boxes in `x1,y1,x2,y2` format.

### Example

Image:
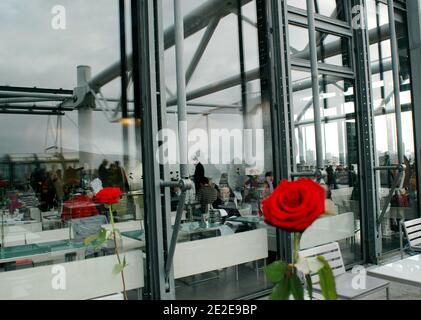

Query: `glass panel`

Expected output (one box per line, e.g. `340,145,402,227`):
316,31,351,67
292,70,363,265
0,0,144,300
287,0,306,11
287,0,348,21
289,25,351,68
163,0,273,300
289,24,310,60
315,0,347,21
367,0,419,253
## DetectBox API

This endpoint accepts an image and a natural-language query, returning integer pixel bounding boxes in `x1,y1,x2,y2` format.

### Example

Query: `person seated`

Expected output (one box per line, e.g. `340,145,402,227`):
213,185,235,207
61,189,99,222
196,177,217,213
262,181,271,200
265,172,274,194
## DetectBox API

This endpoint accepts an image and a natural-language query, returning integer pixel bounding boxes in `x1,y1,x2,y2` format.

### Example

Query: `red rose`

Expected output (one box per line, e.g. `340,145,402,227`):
95,187,122,205
262,178,325,233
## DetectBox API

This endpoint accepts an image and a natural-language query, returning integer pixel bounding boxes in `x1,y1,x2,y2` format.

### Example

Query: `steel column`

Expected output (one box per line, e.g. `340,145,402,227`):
132,0,168,300
257,0,293,263
352,0,380,264
76,66,94,169
306,0,324,170
387,0,404,165
174,0,189,179
119,0,130,169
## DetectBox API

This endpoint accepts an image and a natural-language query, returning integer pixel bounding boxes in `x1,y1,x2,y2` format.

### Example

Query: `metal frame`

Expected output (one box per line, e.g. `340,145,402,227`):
407,0,421,213
0,0,418,300
257,0,293,263
351,0,381,263
131,0,169,300
306,0,324,171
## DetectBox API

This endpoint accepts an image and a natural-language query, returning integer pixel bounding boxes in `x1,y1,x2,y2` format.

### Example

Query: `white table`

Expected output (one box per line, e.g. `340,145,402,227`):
368,255,421,287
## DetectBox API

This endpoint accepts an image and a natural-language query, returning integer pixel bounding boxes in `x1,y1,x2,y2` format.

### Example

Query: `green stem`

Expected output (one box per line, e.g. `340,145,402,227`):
109,205,128,300
293,232,301,265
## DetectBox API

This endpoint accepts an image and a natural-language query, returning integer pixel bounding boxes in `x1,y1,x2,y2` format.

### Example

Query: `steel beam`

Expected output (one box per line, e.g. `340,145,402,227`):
0,97,67,104
295,103,413,127
0,91,73,100
0,110,65,116
167,68,260,106
186,17,220,85
0,86,73,95
0,104,72,111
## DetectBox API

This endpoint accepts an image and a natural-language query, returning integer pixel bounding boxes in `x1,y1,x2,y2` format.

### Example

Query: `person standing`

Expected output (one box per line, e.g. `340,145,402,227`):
193,160,205,192
52,170,64,206
114,161,129,192
196,177,217,213
98,160,110,187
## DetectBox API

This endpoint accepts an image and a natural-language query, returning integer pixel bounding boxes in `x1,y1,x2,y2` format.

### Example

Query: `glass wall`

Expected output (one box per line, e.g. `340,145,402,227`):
367,0,418,253
0,0,419,300
0,0,144,300
288,3,362,266
162,0,273,300
287,0,348,21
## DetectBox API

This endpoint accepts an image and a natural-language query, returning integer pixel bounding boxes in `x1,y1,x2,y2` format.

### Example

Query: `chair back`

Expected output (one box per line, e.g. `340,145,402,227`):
402,218,421,249
299,242,346,284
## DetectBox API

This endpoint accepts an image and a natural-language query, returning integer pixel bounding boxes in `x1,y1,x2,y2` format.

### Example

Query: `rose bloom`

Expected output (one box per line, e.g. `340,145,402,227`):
262,178,325,233
95,187,122,205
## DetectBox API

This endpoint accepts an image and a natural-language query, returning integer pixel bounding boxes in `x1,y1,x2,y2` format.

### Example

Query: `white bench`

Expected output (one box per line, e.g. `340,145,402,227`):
300,242,389,300
400,218,421,258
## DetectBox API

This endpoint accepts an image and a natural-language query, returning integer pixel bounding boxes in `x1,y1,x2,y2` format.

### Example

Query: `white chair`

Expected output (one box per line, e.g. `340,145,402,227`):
400,218,421,259
299,242,390,300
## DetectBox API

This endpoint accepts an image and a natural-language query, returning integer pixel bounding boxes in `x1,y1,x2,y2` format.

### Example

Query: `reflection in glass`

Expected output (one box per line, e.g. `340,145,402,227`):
292,70,362,265
162,0,273,300
287,0,347,21
367,0,418,253
0,0,144,300
289,25,351,68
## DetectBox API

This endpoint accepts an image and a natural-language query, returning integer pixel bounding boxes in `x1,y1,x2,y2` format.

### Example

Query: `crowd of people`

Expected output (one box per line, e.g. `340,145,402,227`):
25,160,130,222
180,161,277,218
